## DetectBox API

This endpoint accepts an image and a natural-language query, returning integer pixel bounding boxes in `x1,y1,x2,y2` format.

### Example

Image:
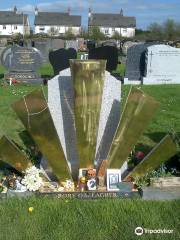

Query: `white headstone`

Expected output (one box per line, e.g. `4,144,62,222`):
143,45,180,84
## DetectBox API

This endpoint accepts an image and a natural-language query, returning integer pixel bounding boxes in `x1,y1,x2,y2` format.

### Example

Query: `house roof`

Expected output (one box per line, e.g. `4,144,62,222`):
0,11,28,25
89,13,136,28
35,12,81,26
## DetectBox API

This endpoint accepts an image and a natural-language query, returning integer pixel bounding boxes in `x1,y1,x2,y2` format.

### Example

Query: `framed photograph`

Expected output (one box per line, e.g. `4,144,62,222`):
106,169,121,191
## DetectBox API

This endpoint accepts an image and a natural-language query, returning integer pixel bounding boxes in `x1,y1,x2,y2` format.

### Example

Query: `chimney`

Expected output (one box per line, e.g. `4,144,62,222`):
14,6,17,14
67,7,71,15
120,8,123,16
88,7,92,18
35,6,38,16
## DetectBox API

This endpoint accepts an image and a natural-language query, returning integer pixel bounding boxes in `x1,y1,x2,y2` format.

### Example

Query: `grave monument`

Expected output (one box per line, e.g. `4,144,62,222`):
0,60,179,198
1,45,43,84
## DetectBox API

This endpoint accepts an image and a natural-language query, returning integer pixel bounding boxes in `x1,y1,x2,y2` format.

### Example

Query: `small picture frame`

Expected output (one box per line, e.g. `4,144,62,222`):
106,169,121,191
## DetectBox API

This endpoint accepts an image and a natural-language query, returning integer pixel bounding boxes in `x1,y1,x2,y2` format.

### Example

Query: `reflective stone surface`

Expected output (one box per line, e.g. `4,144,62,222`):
70,60,106,168
12,88,71,182
125,134,178,179
48,69,79,181
107,87,159,169
0,136,30,172
95,72,121,169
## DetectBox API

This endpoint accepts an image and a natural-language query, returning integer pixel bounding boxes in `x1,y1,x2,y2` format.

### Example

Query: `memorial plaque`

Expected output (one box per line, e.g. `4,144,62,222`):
0,136,31,172
125,134,178,179
143,45,180,84
49,48,77,75
70,60,106,169
12,88,72,182
107,87,159,169
1,45,43,84
89,46,118,72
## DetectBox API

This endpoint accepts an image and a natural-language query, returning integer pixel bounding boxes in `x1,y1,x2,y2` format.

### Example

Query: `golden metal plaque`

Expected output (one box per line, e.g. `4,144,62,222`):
107,87,160,169
0,136,31,172
12,88,71,182
70,60,106,169
125,134,178,179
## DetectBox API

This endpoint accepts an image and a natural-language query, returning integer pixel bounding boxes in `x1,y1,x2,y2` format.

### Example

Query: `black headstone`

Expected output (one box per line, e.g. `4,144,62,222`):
49,48,77,75
1,45,43,84
88,46,118,72
125,43,158,81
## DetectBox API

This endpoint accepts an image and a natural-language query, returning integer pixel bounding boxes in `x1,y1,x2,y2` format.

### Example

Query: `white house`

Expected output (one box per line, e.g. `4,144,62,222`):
34,8,81,36
0,6,30,36
88,9,136,38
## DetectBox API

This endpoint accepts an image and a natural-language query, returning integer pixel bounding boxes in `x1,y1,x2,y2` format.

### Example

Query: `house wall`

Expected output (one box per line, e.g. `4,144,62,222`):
99,26,135,38
0,24,30,36
35,25,81,36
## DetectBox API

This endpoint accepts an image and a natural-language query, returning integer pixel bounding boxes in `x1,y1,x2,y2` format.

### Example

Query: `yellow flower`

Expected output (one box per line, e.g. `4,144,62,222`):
28,207,34,213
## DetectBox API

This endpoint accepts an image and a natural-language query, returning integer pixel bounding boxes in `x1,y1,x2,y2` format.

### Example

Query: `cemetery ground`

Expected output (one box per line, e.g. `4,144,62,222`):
0,197,179,240
0,65,180,239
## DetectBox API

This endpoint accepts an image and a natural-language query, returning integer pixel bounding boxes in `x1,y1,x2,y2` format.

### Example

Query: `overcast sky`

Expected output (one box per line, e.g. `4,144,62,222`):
1,0,180,29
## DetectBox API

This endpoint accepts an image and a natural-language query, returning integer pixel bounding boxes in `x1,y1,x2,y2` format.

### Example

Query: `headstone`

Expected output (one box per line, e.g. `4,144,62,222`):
101,40,117,47
65,40,78,51
34,40,50,63
86,40,96,50
51,39,65,50
95,71,121,168
143,45,180,84
124,42,158,84
1,45,43,84
48,68,79,180
122,41,140,56
49,48,77,75
77,38,84,50
0,38,7,64
48,68,121,177
89,46,118,72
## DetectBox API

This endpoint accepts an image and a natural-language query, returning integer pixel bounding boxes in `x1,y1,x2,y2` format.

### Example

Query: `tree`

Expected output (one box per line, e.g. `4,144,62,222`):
47,27,59,36
112,31,121,40
163,19,176,40
64,27,75,39
148,22,163,40
89,26,105,40
79,27,89,39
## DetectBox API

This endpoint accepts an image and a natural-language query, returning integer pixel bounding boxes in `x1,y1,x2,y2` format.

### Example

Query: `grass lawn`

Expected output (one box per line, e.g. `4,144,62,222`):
0,65,180,240
0,197,179,240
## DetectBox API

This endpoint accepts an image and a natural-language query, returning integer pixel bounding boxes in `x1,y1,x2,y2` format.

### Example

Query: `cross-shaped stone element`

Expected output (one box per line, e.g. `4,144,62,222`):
149,51,154,69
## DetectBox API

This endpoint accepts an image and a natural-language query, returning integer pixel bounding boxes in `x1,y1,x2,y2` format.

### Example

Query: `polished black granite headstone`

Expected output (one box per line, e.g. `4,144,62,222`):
125,43,158,81
2,45,43,84
49,48,77,75
88,46,118,72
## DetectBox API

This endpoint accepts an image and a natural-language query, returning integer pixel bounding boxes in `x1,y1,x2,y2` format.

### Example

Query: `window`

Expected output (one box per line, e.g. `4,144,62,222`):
123,28,127,33
104,28,109,34
14,26,17,30
112,28,115,32
39,27,45,31
3,25,6,29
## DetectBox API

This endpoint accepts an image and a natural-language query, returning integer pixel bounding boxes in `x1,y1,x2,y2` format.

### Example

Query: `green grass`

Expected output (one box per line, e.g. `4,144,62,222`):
0,197,179,240
1,83,180,152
